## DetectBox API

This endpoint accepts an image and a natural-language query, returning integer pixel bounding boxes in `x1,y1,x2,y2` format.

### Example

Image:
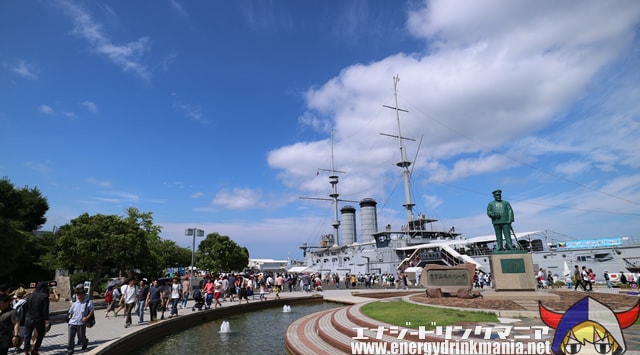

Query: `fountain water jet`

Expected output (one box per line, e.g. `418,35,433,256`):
219,321,231,333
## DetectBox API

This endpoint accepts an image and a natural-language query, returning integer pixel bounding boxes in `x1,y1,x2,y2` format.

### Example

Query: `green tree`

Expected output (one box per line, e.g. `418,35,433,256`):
53,213,121,287
148,239,192,277
0,177,49,277
196,232,249,273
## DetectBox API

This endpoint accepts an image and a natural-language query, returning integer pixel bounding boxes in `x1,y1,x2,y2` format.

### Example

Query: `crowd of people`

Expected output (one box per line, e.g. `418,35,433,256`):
11,265,639,354
0,282,53,355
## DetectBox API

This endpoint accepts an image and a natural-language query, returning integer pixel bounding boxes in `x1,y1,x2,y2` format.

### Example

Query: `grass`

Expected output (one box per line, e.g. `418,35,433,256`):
360,299,498,329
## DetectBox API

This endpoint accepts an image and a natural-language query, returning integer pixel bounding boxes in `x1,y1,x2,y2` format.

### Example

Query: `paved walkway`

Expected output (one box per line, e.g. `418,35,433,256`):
27,289,329,355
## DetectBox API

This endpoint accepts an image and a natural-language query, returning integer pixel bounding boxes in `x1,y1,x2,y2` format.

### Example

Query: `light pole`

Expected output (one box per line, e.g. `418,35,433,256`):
185,228,205,294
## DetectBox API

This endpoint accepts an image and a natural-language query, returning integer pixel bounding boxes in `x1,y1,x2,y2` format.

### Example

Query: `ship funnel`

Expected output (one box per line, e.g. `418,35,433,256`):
359,198,378,243
340,205,357,244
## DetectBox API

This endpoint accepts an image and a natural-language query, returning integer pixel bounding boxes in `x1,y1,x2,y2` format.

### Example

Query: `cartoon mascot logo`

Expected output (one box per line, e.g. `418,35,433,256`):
539,296,639,354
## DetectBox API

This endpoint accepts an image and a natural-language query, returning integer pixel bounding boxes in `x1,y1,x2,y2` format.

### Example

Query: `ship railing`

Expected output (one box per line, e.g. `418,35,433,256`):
440,246,462,266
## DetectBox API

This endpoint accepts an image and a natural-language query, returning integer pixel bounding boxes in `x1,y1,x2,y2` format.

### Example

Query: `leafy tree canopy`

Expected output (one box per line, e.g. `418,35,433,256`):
196,232,249,273
47,208,188,287
0,177,49,277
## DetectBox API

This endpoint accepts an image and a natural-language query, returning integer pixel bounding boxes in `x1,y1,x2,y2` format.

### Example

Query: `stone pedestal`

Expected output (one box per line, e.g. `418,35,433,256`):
490,252,536,291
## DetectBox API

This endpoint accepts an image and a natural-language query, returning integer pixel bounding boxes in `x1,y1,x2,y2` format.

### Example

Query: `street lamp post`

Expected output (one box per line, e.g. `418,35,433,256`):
185,228,205,294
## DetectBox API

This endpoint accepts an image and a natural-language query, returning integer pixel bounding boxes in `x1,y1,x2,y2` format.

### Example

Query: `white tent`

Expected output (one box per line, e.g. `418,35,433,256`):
403,266,424,285
288,266,315,273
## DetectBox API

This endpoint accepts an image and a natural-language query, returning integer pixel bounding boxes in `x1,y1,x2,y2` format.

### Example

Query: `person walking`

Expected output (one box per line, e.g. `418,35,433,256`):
160,280,171,320
169,277,182,318
120,279,137,328
0,293,20,355
23,281,50,355
104,286,116,318
180,277,190,309
11,287,27,353
582,266,593,291
227,274,236,302
145,279,162,323
136,280,149,324
213,276,223,309
547,271,554,289
67,285,93,354
203,278,214,310
237,276,250,304
604,271,612,289
573,265,585,291
589,268,598,291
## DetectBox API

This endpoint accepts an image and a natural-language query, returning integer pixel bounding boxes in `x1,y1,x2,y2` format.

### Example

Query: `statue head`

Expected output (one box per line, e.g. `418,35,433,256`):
492,189,502,201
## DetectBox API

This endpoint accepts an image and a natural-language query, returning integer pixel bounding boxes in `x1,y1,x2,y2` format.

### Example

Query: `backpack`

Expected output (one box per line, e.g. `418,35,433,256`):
113,288,121,300
84,298,95,328
14,301,26,326
105,289,113,303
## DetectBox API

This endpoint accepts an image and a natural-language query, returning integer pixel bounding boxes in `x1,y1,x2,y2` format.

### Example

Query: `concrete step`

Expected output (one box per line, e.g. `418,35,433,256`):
285,309,344,355
317,308,356,353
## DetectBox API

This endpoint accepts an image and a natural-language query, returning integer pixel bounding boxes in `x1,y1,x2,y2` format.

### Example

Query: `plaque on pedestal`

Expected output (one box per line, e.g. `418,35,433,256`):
490,252,536,291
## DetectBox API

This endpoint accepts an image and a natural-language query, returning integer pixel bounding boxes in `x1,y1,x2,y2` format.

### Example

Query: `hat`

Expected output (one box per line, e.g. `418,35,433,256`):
492,189,502,194
13,287,27,297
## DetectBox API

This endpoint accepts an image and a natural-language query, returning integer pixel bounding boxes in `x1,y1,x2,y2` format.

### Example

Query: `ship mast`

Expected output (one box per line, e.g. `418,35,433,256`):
326,130,342,245
382,75,417,226
300,130,355,246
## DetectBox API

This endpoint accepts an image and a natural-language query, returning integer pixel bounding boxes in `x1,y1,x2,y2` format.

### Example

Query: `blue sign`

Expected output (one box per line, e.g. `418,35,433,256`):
557,237,622,249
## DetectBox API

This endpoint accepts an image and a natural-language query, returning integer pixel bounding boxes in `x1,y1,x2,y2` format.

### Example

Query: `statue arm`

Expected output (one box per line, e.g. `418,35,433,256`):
506,201,514,222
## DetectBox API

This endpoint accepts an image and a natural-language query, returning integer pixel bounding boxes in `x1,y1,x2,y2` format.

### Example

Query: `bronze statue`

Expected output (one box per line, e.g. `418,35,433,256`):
487,189,514,251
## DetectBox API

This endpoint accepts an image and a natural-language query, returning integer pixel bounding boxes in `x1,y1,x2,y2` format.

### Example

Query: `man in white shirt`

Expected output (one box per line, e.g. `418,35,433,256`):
169,277,182,318
67,285,93,354
120,279,137,328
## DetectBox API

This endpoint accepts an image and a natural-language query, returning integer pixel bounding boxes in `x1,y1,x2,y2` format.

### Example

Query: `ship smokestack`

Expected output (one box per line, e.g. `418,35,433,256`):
359,198,378,243
340,205,357,245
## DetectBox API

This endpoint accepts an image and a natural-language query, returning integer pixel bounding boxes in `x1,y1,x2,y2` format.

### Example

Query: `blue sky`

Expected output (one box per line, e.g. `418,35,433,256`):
2,1,640,261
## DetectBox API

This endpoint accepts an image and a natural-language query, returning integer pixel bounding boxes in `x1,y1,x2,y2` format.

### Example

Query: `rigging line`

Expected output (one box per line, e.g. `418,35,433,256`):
439,182,640,217
380,174,401,212
403,100,640,207
409,134,424,179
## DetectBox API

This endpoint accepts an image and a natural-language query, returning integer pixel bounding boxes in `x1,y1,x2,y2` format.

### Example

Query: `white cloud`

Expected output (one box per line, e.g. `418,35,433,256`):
260,0,640,249
11,60,39,80
553,161,591,177
93,191,139,204
82,100,97,113
213,188,263,210
191,192,204,199
173,102,208,124
86,177,111,187
56,0,152,80
269,1,640,189
169,0,188,18
38,105,56,115
25,161,53,174
160,53,177,72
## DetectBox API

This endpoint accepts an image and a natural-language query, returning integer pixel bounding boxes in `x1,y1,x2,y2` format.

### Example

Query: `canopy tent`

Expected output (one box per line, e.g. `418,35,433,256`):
403,266,423,275
288,266,315,273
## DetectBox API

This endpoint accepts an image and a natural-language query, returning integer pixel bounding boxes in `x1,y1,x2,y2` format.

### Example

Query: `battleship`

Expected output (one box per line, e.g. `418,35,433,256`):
296,76,640,284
